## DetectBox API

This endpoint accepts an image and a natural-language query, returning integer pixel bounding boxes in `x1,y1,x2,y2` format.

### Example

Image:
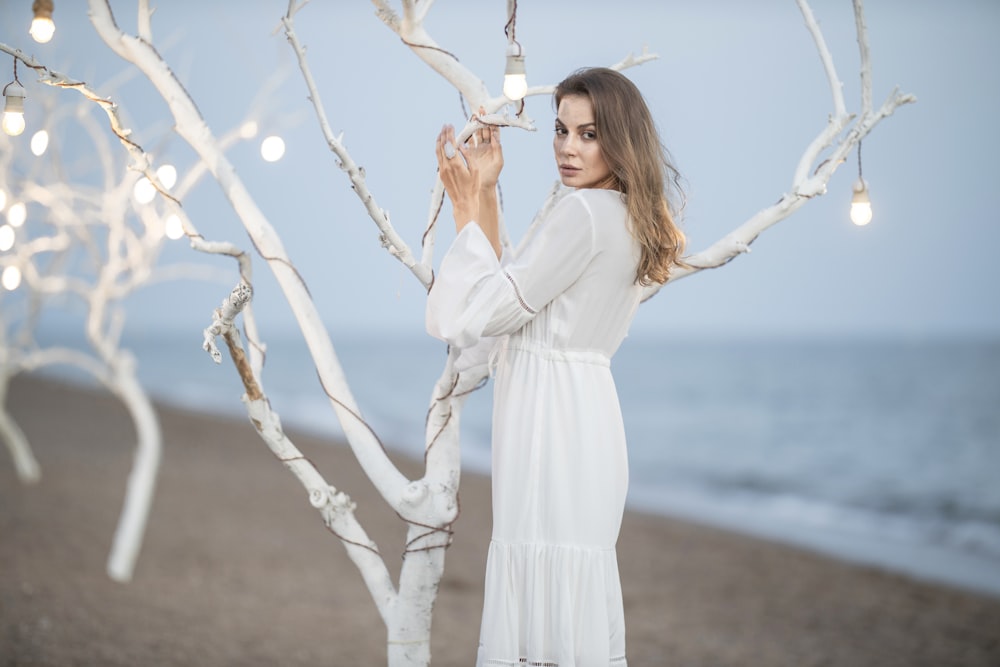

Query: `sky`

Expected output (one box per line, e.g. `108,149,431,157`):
1,0,998,343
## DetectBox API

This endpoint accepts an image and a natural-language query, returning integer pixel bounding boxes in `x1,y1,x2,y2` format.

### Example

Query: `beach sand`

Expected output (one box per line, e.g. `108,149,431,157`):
2,373,999,666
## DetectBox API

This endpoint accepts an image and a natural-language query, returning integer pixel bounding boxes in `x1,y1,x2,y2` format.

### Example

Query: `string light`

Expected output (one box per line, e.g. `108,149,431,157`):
164,214,184,240
850,142,873,226
30,129,49,156
503,45,527,101
156,164,177,190
261,135,285,162
2,75,26,137
2,265,22,291
0,225,15,252
133,177,156,204
502,1,527,101
6,202,26,228
29,0,56,44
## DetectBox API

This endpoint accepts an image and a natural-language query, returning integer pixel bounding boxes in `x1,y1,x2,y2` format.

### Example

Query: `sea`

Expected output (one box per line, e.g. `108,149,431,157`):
34,332,1000,599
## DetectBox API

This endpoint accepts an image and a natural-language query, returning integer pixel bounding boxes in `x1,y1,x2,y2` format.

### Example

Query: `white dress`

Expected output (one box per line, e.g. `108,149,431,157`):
426,188,642,667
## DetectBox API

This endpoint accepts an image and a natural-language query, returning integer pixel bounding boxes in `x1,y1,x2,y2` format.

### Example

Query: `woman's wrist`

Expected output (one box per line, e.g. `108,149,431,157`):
453,205,479,228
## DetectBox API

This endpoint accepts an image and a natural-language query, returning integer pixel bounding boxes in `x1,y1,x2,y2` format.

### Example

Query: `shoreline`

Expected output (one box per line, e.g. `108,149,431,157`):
3,374,999,665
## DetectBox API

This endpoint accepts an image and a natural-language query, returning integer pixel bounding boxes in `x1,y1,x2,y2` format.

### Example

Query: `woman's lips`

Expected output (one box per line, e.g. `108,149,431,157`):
559,165,580,176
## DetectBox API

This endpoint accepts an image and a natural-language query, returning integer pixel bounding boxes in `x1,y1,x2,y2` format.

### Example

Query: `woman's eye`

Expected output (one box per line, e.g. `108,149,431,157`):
555,126,567,136
583,131,597,140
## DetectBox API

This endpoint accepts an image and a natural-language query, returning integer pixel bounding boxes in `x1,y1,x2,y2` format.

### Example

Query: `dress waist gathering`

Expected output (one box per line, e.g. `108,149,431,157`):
491,338,611,372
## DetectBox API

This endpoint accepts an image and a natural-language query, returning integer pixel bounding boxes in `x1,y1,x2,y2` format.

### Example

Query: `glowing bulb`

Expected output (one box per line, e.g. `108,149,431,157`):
30,129,49,156
164,214,185,240
156,164,177,190
261,135,285,162
0,225,14,252
503,45,528,101
850,178,873,226
29,18,55,44
7,202,26,228
2,81,26,137
240,121,259,139
2,265,22,291
134,177,156,204
29,0,55,44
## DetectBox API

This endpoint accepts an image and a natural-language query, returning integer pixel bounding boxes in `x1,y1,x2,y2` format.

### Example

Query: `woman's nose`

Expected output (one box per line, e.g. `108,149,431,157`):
561,135,578,157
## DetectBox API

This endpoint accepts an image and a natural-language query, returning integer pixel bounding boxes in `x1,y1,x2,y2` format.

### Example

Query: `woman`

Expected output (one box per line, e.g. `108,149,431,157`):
427,67,685,666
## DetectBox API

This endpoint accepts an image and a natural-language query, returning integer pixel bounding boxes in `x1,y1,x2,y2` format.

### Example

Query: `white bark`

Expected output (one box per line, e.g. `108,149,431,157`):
89,0,413,513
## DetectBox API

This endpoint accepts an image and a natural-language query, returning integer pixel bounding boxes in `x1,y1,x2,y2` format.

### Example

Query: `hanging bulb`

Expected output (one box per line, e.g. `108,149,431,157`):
134,177,156,204
503,44,527,101
30,129,49,156
2,265,22,291
0,225,15,252
7,202,26,228
29,0,56,44
2,81,26,137
164,214,185,240
261,135,285,162
850,178,873,226
156,164,177,190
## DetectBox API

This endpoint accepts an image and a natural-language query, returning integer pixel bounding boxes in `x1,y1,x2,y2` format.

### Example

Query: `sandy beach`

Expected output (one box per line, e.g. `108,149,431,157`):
2,373,999,666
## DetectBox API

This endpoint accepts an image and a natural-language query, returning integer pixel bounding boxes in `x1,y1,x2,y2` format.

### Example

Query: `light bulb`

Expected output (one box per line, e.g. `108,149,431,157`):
503,46,528,101
164,214,185,240
156,164,177,190
29,18,55,43
7,202,26,228
134,177,156,204
0,225,14,252
2,265,22,291
261,135,285,162
2,80,26,137
850,178,873,226
30,129,49,156
29,0,55,44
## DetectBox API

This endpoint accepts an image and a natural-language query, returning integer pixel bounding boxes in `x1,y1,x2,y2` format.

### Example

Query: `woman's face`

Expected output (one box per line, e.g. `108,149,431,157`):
553,94,615,190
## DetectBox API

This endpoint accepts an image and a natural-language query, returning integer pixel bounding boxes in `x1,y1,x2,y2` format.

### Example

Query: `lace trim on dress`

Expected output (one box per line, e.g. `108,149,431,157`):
504,270,537,315
481,656,627,666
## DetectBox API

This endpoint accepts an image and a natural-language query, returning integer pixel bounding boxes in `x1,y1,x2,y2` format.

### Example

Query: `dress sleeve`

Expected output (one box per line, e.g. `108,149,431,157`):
426,192,598,348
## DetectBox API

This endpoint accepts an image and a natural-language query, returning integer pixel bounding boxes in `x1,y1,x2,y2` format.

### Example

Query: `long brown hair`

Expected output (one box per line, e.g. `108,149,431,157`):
555,67,685,285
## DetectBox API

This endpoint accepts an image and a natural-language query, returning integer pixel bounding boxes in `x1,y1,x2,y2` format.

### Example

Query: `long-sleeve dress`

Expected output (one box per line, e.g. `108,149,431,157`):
426,187,642,667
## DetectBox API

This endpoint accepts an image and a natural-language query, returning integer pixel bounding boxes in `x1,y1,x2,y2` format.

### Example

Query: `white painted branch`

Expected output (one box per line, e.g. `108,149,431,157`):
0,370,40,484
796,0,847,119
853,0,874,119
281,5,432,288
371,0,490,108
12,344,157,582
792,0,851,187
206,301,399,621
89,1,412,512
104,353,161,583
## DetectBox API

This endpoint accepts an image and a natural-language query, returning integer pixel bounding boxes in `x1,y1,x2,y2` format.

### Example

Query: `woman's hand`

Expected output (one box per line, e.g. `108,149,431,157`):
436,124,480,228
465,108,504,191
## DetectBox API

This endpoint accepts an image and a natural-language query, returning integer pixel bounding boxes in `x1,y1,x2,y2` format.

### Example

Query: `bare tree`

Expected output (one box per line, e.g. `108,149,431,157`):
0,54,234,581
7,0,913,664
